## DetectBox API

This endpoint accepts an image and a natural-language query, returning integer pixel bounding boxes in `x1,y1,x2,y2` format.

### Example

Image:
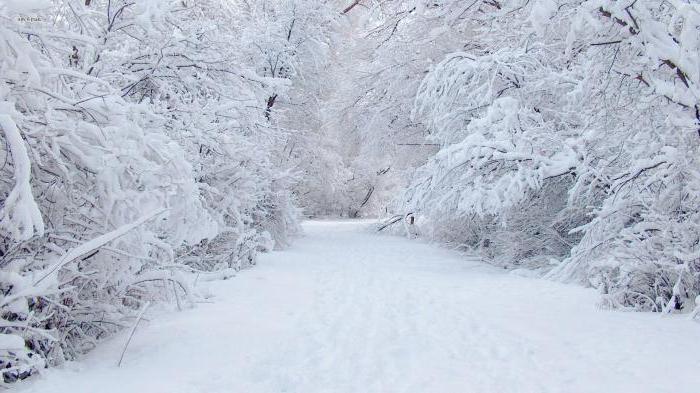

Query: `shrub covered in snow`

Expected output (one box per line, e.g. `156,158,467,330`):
349,0,699,313
0,0,330,383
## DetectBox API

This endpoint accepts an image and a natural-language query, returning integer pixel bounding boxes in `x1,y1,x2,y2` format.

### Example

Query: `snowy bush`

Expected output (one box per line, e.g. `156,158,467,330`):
0,0,326,383
360,0,700,313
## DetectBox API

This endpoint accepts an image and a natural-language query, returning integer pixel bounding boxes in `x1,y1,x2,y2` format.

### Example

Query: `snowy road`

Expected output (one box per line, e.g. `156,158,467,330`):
19,221,700,393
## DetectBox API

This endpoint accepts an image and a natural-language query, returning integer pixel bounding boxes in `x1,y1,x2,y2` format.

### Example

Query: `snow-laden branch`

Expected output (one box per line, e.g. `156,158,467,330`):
0,103,44,241
33,208,168,286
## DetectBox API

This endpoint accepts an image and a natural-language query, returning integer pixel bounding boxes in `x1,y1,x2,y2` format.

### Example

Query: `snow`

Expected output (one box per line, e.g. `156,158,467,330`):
0,102,44,241
0,334,25,351
16,220,700,393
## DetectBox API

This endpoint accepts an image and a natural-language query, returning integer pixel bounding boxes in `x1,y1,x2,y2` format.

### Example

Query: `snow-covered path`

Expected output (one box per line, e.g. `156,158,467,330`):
19,221,700,393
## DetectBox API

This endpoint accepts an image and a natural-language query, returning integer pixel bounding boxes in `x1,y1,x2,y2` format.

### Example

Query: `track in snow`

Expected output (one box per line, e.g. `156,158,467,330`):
19,220,700,393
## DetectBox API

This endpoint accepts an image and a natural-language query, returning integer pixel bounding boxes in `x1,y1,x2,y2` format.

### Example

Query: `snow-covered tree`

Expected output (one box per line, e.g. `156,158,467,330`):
0,0,335,383
334,0,698,312
388,0,699,312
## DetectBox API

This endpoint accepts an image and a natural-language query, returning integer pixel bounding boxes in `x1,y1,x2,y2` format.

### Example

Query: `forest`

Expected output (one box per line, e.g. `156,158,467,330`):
1,0,699,387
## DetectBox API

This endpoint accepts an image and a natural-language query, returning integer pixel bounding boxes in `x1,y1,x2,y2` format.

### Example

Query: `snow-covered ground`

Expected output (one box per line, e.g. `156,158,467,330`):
18,220,700,393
